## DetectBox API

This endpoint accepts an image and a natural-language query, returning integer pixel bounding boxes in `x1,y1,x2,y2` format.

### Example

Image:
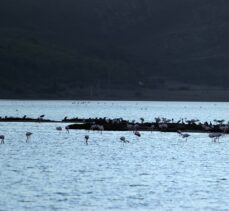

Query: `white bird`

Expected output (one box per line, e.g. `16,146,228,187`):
120,136,129,143
209,133,222,142
0,135,5,144
26,132,32,142
85,135,89,145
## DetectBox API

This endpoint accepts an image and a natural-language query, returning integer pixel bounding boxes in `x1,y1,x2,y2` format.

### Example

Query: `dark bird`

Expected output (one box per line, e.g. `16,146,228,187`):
26,132,32,142
140,118,144,124
177,130,190,141
209,133,222,142
56,126,62,131
85,135,89,145
65,126,70,133
0,135,5,144
120,136,129,143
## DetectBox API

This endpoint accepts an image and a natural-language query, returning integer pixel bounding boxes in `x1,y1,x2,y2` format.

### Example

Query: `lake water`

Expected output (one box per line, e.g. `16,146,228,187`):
0,100,229,210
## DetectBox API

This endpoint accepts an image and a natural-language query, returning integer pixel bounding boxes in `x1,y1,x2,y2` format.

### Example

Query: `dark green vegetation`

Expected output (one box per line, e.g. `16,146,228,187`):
1,0,229,100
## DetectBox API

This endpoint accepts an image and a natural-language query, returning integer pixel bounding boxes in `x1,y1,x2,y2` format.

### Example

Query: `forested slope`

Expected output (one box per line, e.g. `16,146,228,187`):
0,0,229,99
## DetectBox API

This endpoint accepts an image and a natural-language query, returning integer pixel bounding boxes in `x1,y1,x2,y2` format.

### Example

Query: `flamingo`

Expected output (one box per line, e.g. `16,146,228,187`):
85,135,89,145
120,136,129,143
140,118,144,124
65,126,70,133
56,126,62,133
209,133,222,142
177,130,190,141
181,133,190,141
0,135,5,144
26,132,32,142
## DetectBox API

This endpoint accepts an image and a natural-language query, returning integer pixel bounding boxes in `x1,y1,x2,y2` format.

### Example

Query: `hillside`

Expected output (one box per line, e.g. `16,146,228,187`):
0,0,229,100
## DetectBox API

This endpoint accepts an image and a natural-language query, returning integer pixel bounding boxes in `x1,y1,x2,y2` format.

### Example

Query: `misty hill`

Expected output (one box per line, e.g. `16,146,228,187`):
1,0,229,99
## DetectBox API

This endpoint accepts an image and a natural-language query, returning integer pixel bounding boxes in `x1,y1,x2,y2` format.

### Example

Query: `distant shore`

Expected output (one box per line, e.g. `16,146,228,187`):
1,88,229,102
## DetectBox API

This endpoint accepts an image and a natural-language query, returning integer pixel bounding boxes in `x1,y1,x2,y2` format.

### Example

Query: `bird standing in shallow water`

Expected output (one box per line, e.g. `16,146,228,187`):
181,133,190,141
120,136,129,143
209,133,222,142
85,135,89,145
56,127,62,134
65,126,70,133
0,135,5,144
26,132,32,142
177,130,190,141
56,126,62,131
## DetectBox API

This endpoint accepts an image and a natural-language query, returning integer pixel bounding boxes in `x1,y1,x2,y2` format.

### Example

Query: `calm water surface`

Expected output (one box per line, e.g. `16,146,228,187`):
0,101,229,210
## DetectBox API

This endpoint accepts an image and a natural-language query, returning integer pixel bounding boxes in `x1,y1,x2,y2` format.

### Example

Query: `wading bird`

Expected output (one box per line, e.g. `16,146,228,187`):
85,135,89,145
177,130,190,141
56,126,62,132
209,133,222,142
140,118,144,124
65,126,70,133
0,135,5,144
120,136,129,143
56,126,62,131
26,132,32,142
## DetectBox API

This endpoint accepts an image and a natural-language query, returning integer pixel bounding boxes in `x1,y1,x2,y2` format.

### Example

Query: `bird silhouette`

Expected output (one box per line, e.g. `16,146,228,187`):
26,132,32,142
0,135,5,144
209,133,222,142
85,135,89,145
177,130,190,141
120,136,129,143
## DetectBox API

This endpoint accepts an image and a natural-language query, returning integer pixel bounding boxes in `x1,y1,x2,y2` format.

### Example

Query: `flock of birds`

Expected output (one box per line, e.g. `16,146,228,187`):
119,129,224,144
0,132,33,144
0,115,227,145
